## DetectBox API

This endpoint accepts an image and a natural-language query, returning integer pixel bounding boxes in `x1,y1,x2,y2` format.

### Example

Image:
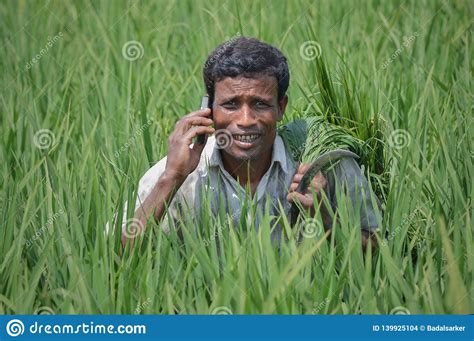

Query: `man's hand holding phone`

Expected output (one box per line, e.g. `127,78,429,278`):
123,97,213,247
163,96,214,182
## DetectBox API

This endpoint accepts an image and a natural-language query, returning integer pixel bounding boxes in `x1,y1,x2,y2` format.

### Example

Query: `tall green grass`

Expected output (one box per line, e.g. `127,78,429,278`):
0,0,472,314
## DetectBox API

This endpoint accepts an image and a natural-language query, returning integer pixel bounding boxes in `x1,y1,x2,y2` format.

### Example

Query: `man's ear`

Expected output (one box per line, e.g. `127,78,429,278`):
277,95,288,121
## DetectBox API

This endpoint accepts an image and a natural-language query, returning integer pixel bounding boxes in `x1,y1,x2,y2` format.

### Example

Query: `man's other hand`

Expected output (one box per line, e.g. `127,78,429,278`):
288,163,379,253
287,163,328,215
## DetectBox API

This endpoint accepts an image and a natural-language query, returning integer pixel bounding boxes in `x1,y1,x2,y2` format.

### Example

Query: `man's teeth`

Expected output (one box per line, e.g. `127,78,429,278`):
234,134,259,143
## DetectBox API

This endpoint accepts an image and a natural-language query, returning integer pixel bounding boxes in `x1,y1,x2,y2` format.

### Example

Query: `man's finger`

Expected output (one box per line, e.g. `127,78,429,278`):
175,116,213,134
183,108,212,119
184,126,215,144
287,191,312,207
185,116,213,127
310,172,327,190
291,173,303,183
297,163,312,174
289,182,299,192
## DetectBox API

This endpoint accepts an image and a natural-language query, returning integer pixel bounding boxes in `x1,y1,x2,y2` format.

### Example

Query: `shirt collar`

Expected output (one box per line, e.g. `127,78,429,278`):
208,134,289,174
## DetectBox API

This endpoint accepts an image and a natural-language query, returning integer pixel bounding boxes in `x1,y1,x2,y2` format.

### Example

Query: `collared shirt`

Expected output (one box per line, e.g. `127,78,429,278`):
119,134,381,245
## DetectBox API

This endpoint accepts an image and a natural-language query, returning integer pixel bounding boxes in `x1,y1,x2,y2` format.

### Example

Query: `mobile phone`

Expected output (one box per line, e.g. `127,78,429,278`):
196,95,212,144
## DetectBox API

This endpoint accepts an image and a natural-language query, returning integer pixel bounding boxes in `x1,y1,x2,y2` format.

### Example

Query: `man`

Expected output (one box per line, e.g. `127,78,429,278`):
119,37,381,250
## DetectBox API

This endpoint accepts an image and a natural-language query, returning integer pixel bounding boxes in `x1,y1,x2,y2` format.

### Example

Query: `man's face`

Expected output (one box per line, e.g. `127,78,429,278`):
212,75,288,161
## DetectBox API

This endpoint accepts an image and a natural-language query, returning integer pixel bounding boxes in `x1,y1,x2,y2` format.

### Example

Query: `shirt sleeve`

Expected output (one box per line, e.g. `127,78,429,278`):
325,157,382,233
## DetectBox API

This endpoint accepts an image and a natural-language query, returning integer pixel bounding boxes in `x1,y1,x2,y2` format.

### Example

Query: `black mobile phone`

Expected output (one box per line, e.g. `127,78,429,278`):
196,95,212,144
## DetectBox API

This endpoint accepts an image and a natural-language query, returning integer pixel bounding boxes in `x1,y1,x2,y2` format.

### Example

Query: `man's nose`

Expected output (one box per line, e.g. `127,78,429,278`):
236,104,257,128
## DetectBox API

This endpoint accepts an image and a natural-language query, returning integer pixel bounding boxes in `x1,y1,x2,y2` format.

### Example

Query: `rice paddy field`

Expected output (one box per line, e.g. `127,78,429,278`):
0,0,472,315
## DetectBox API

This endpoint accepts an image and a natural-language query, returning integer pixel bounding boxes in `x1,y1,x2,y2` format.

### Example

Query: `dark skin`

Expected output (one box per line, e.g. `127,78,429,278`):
212,75,286,194
124,74,377,252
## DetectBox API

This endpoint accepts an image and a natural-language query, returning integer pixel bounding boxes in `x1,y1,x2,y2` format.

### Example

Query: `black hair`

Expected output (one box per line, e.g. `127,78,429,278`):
203,36,289,105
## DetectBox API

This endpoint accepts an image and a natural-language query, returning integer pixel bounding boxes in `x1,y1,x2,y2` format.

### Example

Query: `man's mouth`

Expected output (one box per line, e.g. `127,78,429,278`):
233,134,261,143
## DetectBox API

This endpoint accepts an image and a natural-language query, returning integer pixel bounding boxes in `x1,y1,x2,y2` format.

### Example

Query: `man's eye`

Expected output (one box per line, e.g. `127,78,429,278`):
255,101,269,108
222,101,237,109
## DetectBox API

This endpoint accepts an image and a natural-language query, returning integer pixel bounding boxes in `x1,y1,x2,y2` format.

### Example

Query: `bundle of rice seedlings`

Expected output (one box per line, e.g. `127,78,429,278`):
280,54,387,201
278,116,367,164
278,116,369,226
